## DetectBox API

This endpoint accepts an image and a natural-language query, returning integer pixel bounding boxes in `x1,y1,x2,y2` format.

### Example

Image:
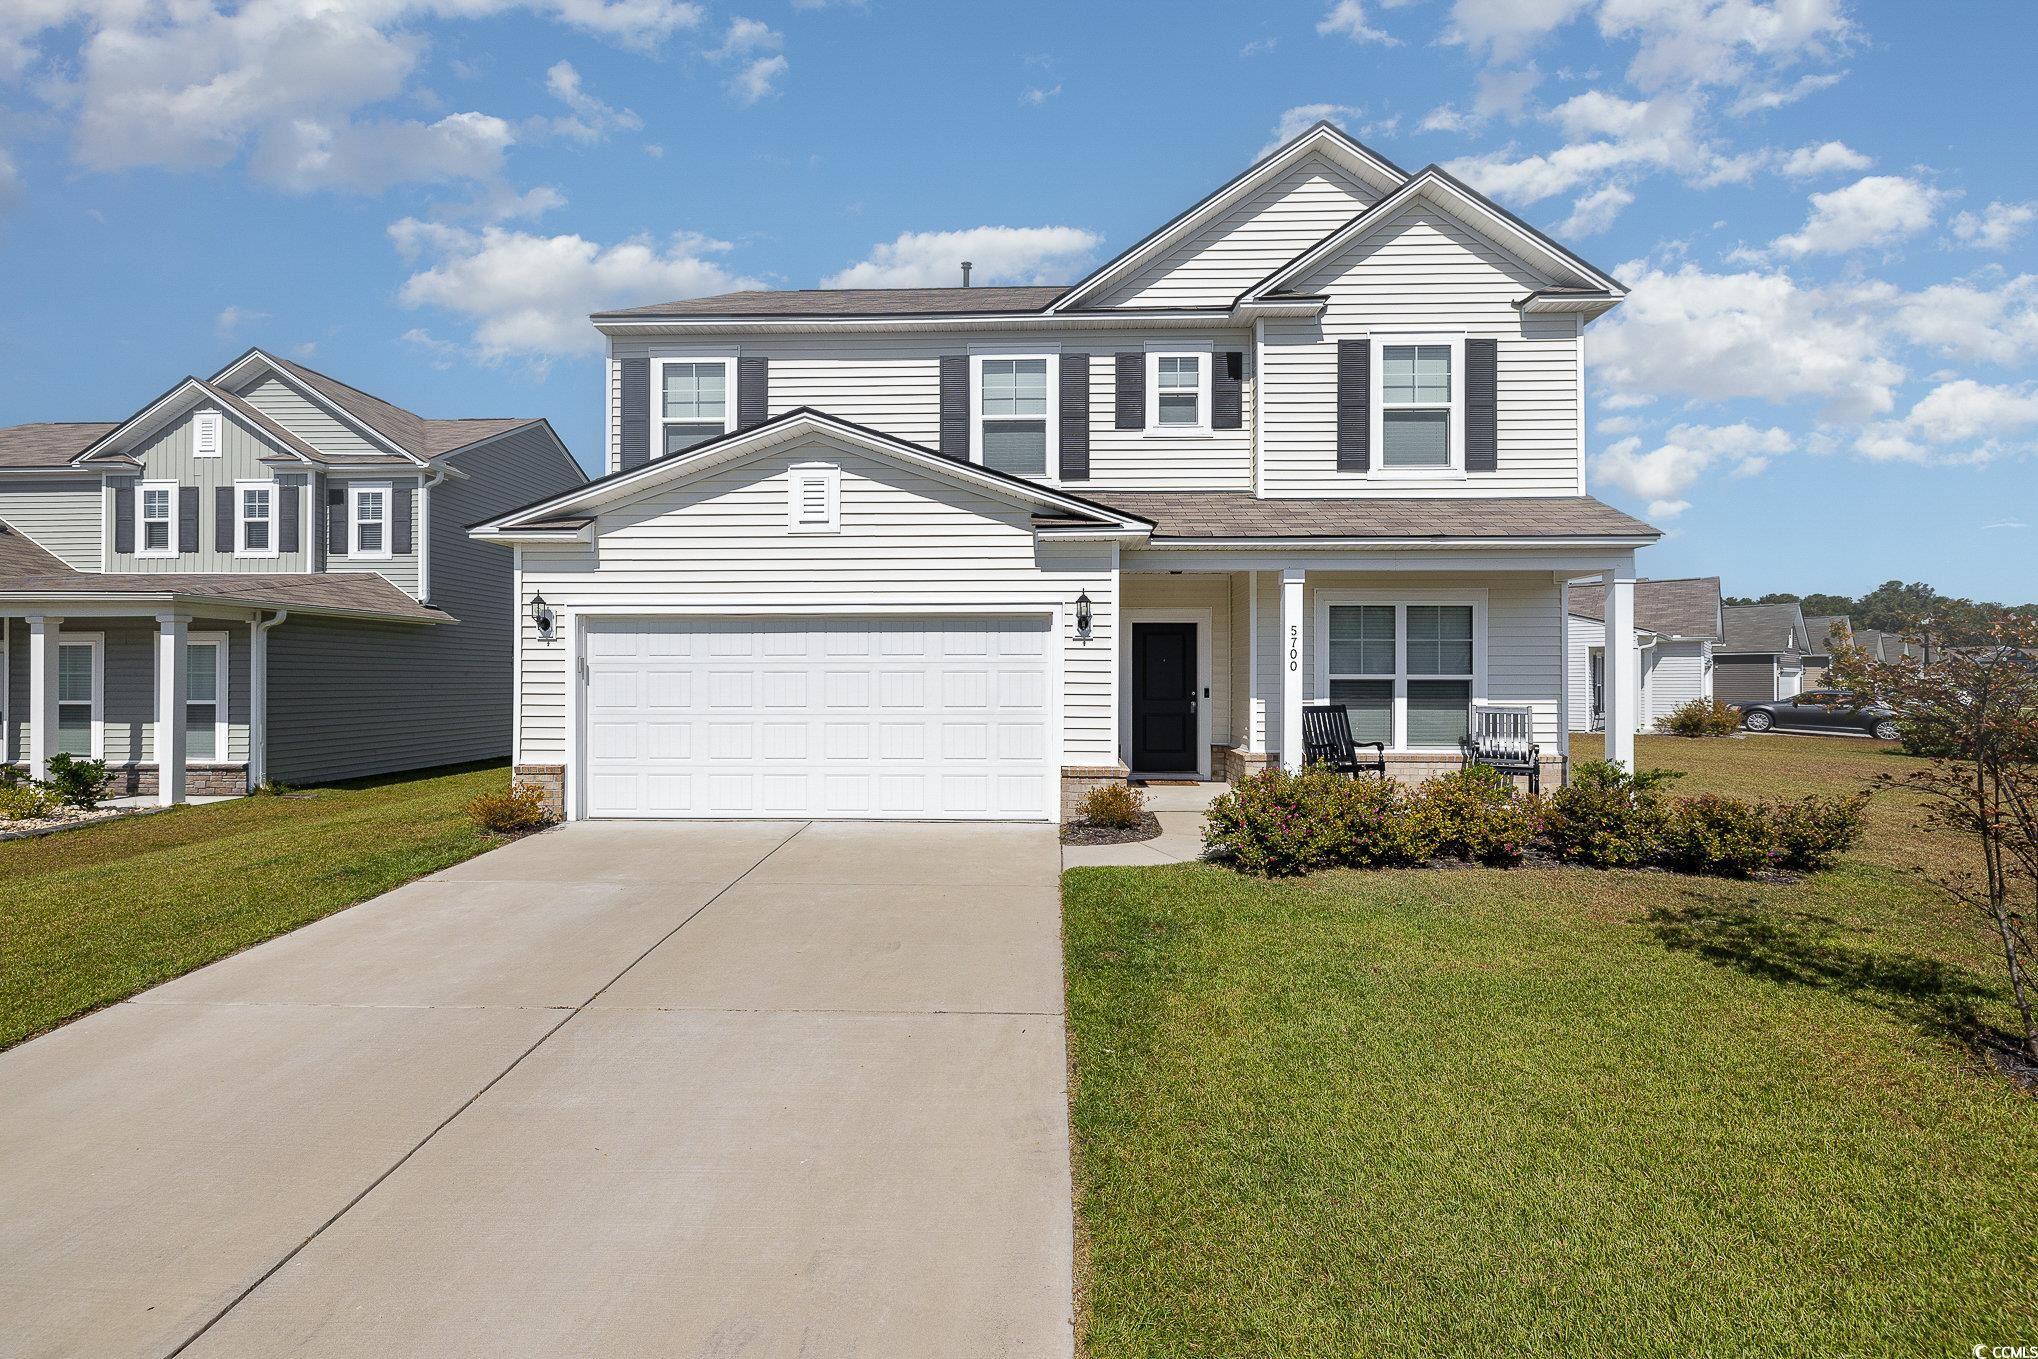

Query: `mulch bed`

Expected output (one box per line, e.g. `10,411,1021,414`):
1062,811,1164,845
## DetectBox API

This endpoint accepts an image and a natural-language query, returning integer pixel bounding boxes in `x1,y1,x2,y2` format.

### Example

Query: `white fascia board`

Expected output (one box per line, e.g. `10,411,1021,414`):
592,309,1247,338
469,524,595,545
71,378,215,464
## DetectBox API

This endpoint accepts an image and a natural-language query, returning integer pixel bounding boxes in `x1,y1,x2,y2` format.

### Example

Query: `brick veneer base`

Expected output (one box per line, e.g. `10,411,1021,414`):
100,764,250,797
1059,764,1132,822
513,764,567,821
1215,748,1568,790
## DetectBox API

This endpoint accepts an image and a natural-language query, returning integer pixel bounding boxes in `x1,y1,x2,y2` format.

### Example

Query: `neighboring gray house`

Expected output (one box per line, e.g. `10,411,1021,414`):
1715,601,1812,706
0,350,585,800
1566,576,1721,732
1801,613,1851,686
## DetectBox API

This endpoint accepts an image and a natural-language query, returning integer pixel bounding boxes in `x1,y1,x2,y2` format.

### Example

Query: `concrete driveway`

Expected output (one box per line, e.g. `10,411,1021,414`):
0,821,1073,1359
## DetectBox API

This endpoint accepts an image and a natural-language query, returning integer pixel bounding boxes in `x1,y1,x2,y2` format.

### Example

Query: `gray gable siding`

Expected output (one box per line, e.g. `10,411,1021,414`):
102,409,313,575
235,374,387,458
322,471,423,598
265,424,583,784
0,479,102,570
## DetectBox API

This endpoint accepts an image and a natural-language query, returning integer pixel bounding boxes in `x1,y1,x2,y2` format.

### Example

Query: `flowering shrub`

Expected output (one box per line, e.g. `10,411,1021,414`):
1655,698,1743,738
1659,793,1781,878
1203,766,1429,877
1408,766,1543,866
1540,760,1677,868
1075,782,1147,829
1768,792,1871,872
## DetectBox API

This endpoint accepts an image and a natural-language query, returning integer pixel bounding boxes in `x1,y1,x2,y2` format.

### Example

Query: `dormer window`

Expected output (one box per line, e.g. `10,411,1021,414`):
193,411,222,458
1146,352,1210,432
975,355,1054,477
139,480,176,557
658,359,733,456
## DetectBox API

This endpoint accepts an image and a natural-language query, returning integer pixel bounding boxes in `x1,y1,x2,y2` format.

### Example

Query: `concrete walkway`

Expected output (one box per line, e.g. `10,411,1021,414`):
0,821,1073,1359
1060,781,1221,869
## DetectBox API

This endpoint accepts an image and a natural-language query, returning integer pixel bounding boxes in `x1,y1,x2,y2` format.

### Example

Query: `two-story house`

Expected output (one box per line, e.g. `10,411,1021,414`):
472,122,1660,823
0,350,585,801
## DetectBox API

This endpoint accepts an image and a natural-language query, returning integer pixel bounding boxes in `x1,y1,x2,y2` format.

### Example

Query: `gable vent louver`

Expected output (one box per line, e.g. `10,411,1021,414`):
787,463,841,534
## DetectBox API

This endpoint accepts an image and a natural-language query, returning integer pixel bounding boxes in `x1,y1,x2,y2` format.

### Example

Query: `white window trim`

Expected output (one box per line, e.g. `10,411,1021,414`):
1313,589,1487,752
54,632,105,761
651,356,738,460
1369,333,1467,479
1144,348,1213,436
137,479,179,558
184,631,229,764
786,462,841,534
193,410,223,458
968,352,1060,484
349,481,393,560
236,479,279,559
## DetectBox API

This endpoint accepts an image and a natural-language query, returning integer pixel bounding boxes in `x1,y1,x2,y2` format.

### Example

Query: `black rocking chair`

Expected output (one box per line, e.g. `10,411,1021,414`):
1301,703,1388,778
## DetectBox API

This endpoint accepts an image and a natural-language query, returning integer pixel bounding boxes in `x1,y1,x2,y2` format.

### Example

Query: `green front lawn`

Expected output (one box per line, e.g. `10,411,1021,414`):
1,762,512,1049
1065,736,2038,1356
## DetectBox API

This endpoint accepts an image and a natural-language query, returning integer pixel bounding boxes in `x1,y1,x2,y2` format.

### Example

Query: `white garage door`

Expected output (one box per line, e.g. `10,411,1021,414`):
582,615,1055,820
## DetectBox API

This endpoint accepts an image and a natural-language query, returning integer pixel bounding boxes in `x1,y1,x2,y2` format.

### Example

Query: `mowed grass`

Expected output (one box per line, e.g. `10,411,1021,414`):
1064,734,2038,1357
1,762,511,1049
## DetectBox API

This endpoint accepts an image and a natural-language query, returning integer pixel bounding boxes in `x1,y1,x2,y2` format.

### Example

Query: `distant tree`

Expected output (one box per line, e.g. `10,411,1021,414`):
1855,580,1942,634
1800,593,1854,617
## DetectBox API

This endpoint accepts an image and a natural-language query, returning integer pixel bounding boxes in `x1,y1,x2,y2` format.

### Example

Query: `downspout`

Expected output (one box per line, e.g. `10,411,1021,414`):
418,466,447,604
249,609,288,790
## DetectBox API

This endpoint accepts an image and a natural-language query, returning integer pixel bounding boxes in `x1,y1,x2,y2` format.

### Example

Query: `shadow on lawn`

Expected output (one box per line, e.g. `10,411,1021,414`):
1646,892,1995,1044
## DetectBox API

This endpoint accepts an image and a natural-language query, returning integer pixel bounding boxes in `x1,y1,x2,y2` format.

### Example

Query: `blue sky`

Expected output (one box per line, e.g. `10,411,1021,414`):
1,0,2033,601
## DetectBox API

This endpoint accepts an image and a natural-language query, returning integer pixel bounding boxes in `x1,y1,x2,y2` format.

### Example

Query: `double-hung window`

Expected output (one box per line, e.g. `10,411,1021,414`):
185,634,226,762
976,356,1053,477
1378,341,1457,470
238,482,276,557
659,359,732,456
139,480,177,557
56,636,102,758
1148,353,1208,431
350,482,391,559
1321,597,1481,750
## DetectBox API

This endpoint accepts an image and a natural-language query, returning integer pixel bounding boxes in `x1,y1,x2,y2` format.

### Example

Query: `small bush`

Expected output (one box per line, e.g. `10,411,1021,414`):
1655,698,1743,738
0,781,58,822
1203,766,1429,877
1075,782,1147,829
1409,766,1543,866
1540,760,1678,868
42,753,110,810
468,781,554,835
1769,791,1871,872
1660,793,1781,878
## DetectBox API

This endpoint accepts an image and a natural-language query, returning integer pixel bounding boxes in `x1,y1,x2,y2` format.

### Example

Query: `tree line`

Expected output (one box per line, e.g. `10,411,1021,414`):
1723,580,2038,647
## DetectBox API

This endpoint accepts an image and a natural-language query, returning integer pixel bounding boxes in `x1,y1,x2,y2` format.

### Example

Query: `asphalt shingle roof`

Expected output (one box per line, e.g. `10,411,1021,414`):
0,423,120,469
271,357,541,461
595,285,1071,320
1078,491,1658,541
1720,602,1809,654
1569,576,1721,638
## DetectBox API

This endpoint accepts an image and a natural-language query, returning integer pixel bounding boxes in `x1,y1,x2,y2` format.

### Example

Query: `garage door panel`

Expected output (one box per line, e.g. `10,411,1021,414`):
584,616,1053,820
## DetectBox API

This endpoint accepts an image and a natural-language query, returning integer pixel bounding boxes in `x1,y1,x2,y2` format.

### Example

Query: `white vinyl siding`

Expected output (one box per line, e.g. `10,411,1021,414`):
1122,572,1233,747
1259,199,1585,497
1566,619,1714,733
516,438,1116,770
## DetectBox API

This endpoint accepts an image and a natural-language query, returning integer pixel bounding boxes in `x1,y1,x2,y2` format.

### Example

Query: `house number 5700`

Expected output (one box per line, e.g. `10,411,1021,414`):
1288,624,1300,672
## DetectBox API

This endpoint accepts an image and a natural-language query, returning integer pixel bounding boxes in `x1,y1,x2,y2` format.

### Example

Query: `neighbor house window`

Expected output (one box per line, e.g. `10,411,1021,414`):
56,636,101,758
1379,342,1455,469
659,360,732,456
976,356,1053,477
350,483,391,559
139,480,177,557
1321,597,1481,749
1148,353,1208,430
186,635,225,762
238,483,275,557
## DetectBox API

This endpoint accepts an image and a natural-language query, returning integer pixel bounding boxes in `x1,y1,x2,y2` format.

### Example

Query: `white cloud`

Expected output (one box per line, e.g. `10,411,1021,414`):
1318,0,1395,44
705,17,786,104
1779,140,1869,178
710,15,781,57
215,304,267,337
1444,0,1594,64
1771,174,1946,256
1647,498,1691,519
0,146,19,211
250,112,516,194
1591,421,1792,510
1952,201,2036,251
1881,275,2038,367
542,61,642,142
1983,518,2028,531
728,54,787,104
1021,83,1062,106
824,225,1103,289
1240,37,1278,57
390,219,762,359
1557,182,1633,236
1725,69,1846,114
1899,378,2038,444
1262,103,1366,154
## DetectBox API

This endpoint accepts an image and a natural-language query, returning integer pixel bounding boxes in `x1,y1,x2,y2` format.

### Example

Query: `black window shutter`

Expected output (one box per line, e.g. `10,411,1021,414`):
1212,351,1244,430
114,482,135,555
178,487,200,554
1114,352,1144,429
1059,354,1091,481
214,486,234,554
1336,339,1371,472
1465,337,1498,472
279,482,300,553
937,355,970,460
393,483,414,555
618,357,650,470
327,486,348,557
738,355,769,428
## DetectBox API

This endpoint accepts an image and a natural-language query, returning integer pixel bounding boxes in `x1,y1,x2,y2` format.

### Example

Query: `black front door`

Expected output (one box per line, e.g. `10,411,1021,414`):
1132,622,1197,773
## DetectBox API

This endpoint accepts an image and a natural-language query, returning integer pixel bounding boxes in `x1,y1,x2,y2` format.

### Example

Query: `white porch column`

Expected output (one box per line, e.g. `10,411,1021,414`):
155,612,189,806
1603,562,1638,769
1279,567,1306,771
26,614,60,781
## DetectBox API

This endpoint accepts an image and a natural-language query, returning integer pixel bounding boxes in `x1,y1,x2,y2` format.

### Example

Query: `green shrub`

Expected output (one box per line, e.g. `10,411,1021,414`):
1654,698,1743,738
41,753,110,810
1659,793,1781,878
1075,782,1147,829
467,782,554,836
0,781,58,821
1409,766,1543,866
1540,760,1677,868
1203,766,1429,877
1768,791,1872,872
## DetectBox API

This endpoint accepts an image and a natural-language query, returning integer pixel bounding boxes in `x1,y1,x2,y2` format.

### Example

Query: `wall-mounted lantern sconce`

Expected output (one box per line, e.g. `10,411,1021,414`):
530,591,556,640
1075,590,1093,640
